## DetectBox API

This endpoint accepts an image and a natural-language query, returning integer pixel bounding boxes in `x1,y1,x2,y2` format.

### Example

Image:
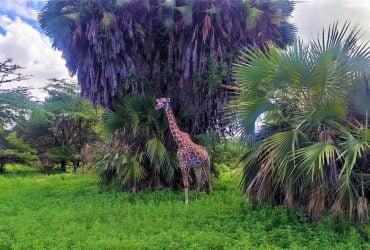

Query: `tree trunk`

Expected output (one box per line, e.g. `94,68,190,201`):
0,162,4,173
73,160,80,174
78,118,82,153
74,118,82,175
60,159,66,172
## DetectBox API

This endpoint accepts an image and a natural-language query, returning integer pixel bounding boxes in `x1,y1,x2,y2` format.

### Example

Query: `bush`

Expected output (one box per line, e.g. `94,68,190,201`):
0,132,40,172
195,134,247,168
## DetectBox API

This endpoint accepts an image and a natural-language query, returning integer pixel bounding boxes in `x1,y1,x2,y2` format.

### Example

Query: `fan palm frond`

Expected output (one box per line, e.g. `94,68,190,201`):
232,22,370,222
100,11,117,29
176,1,194,26
120,156,147,187
295,143,340,183
146,138,171,167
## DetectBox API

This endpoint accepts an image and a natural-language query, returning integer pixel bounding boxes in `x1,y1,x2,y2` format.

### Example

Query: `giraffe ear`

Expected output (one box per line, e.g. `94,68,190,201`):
156,99,160,103
167,98,171,102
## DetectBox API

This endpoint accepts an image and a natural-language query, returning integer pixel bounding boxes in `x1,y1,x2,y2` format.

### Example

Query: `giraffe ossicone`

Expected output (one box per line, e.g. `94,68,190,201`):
156,97,212,204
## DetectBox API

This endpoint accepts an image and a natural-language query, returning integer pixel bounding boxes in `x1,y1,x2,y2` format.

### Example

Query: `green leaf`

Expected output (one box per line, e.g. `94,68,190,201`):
100,12,117,29
295,143,340,183
176,2,193,26
146,138,170,167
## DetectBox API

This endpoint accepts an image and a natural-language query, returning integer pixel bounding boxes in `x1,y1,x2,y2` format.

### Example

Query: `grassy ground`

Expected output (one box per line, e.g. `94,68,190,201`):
0,166,369,249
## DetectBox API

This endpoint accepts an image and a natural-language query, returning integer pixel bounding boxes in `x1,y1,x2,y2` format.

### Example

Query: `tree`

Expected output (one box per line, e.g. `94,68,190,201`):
0,59,33,130
0,132,40,173
0,59,28,84
18,79,103,172
0,87,34,129
39,0,296,135
230,22,370,223
0,59,36,172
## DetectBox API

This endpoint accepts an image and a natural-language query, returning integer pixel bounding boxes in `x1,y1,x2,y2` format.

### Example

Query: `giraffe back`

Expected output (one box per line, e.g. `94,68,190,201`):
177,136,210,168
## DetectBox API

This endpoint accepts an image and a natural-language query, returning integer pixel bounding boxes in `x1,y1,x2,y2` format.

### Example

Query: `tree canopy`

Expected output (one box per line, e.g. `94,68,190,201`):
0,59,33,130
17,79,103,171
0,132,40,172
39,0,296,134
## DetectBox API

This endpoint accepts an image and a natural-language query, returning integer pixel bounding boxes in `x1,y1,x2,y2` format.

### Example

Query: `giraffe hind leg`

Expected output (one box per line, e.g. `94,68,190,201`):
195,167,202,200
206,161,212,194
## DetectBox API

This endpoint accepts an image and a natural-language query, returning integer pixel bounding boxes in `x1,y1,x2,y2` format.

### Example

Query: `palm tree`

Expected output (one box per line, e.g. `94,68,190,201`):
97,95,178,191
230,22,370,223
39,0,296,135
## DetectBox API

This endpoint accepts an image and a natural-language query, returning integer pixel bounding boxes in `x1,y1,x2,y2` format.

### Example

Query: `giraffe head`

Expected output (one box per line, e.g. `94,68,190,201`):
155,97,171,110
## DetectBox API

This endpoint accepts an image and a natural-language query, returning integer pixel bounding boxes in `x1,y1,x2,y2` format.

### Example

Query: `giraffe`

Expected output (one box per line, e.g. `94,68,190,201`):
155,97,212,204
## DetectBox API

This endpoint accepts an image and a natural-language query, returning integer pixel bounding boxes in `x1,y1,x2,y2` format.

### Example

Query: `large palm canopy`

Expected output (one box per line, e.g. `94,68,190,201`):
39,0,296,134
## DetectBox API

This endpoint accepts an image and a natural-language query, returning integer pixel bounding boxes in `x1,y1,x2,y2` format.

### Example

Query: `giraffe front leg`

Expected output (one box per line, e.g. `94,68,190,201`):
181,165,190,204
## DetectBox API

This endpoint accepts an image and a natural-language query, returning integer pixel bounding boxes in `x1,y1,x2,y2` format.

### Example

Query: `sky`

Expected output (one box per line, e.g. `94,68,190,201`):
292,0,370,42
1,0,370,100
0,0,72,100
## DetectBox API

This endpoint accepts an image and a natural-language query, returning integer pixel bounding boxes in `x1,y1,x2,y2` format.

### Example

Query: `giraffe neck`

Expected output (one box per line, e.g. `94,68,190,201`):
165,107,184,146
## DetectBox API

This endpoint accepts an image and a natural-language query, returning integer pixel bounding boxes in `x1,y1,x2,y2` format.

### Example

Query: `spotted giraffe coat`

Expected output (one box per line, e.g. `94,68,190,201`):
156,97,212,203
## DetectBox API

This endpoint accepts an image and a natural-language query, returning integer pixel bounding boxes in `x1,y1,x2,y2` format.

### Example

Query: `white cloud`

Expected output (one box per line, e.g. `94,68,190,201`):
0,0,42,20
292,0,370,42
0,15,12,27
0,15,74,100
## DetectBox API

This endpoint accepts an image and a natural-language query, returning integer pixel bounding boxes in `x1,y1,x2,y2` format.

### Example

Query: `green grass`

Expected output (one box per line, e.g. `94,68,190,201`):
0,168,369,249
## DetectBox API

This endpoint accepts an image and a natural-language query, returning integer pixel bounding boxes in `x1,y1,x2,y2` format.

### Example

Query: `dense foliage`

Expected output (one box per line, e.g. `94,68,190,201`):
231,22,370,223
96,95,179,191
96,95,243,191
0,169,368,249
16,80,103,172
0,133,40,172
0,59,33,130
39,0,296,134
0,59,37,172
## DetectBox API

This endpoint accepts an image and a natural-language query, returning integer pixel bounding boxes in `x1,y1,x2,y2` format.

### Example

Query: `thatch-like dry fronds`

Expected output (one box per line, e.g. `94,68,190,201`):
308,184,326,221
356,197,368,225
39,0,296,135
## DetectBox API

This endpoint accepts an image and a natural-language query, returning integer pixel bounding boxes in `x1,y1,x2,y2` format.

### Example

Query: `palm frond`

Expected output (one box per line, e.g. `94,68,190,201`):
239,145,260,194
227,91,272,135
103,108,126,137
246,7,263,31
308,98,347,124
161,0,176,9
146,138,171,167
176,1,194,26
233,44,280,90
64,12,80,25
233,21,370,222
295,143,340,183
100,12,117,29
308,183,326,221
120,156,147,187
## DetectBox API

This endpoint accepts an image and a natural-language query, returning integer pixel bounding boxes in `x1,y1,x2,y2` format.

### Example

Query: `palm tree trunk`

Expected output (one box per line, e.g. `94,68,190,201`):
0,162,4,173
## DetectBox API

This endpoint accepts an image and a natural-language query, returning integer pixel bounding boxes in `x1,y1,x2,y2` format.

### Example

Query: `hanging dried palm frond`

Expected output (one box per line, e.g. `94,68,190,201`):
39,0,296,135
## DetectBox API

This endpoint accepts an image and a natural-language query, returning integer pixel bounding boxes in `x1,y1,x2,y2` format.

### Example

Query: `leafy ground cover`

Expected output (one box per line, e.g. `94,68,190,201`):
0,167,369,249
